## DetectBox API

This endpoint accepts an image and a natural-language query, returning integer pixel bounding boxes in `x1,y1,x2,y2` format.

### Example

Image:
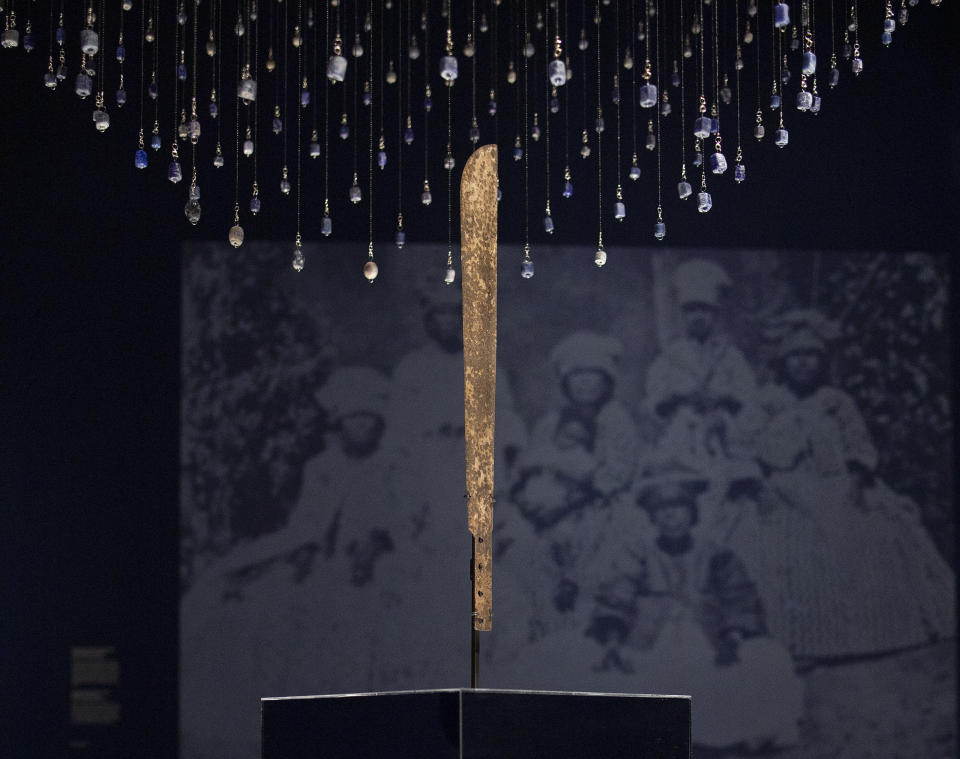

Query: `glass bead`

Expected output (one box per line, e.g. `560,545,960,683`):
645,132,656,151
513,145,523,161
594,249,607,267
151,133,162,150
404,126,414,144
639,83,657,108
168,161,183,183
694,116,711,139
769,93,781,109
693,151,703,167
280,178,291,195
774,3,790,28
378,149,387,168
629,165,641,181
521,260,535,279
671,71,681,88
321,215,332,236
395,229,406,248
780,67,791,85
178,121,190,140
362,91,372,107
802,51,817,76
408,42,421,60
80,29,99,56
243,139,254,156
796,90,812,110
424,95,432,111
56,63,68,81
829,67,840,87
114,91,125,111
250,196,261,214
184,199,201,226
884,18,896,33
531,125,541,141
134,149,148,169
881,31,892,46
578,33,588,52
349,184,362,203
720,86,732,105
709,151,727,174
899,8,909,24
123,0,133,10
188,120,201,142
710,118,720,135
661,100,672,117
209,101,218,118
421,189,432,205
327,55,347,82
363,261,379,281
469,125,480,142
339,123,349,140
580,143,590,158
852,57,863,74
74,73,93,98
524,42,535,58
272,117,282,134
543,215,554,233
810,95,822,114
654,222,666,240
237,78,257,103
488,99,497,116
235,20,246,36
842,43,852,59
44,71,58,89
734,163,746,182
116,44,126,62
292,248,305,272
610,86,620,105
213,153,224,168
229,225,244,248
178,9,188,25
23,33,35,52
790,36,800,51
497,188,503,201
178,63,188,81
440,55,459,81
775,127,789,147
697,191,712,213
678,180,693,199
563,180,573,198
548,59,567,87
148,81,159,99
56,27,65,45
301,89,311,107
352,41,364,57
309,141,320,158
614,201,626,221
595,116,605,133
206,39,216,57
550,97,559,114
190,183,201,201
443,154,455,170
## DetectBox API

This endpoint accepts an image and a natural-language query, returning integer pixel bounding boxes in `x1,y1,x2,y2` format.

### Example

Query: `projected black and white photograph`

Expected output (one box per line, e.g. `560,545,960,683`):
180,243,955,759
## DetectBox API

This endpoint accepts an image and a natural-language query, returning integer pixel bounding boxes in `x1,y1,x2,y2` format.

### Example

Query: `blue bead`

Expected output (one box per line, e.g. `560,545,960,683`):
56,28,65,45
395,229,405,247
671,71,681,88
168,161,183,183
488,99,497,116
562,180,573,198
774,3,790,28
710,117,720,135
521,260,535,279
769,93,781,109
300,89,311,106
654,222,666,240
151,133,162,150
513,146,522,161
881,31,892,46
709,152,727,174
734,163,746,182
177,63,187,81
116,88,127,106
693,151,703,167
543,215,554,233
550,97,559,113
209,101,219,118
424,96,432,111
378,150,387,168
250,196,261,214
134,149,148,169
629,165,641,181
23,33,36,52
148,81,159,99
829,67,840,87
362,91,372,106
339,124,349,139
272,117,282,134
116,44,126,62
321,215,332,236
404,127,414,144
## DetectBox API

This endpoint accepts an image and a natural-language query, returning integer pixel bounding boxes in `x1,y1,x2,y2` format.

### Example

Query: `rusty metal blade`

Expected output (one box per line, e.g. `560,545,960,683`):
460,144,498,632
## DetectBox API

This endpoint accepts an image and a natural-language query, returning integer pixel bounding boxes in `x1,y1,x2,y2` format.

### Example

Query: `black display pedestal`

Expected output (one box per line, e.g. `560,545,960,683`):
261,688,691,758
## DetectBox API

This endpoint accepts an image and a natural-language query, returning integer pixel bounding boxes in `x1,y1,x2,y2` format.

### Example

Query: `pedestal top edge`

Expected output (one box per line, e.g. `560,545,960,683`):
262,688,691,702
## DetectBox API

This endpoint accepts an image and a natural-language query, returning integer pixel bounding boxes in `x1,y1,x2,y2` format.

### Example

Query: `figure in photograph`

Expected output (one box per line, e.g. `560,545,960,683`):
589,462,804,753
753,309,956,661
495,330,641,655
645,259,763,482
